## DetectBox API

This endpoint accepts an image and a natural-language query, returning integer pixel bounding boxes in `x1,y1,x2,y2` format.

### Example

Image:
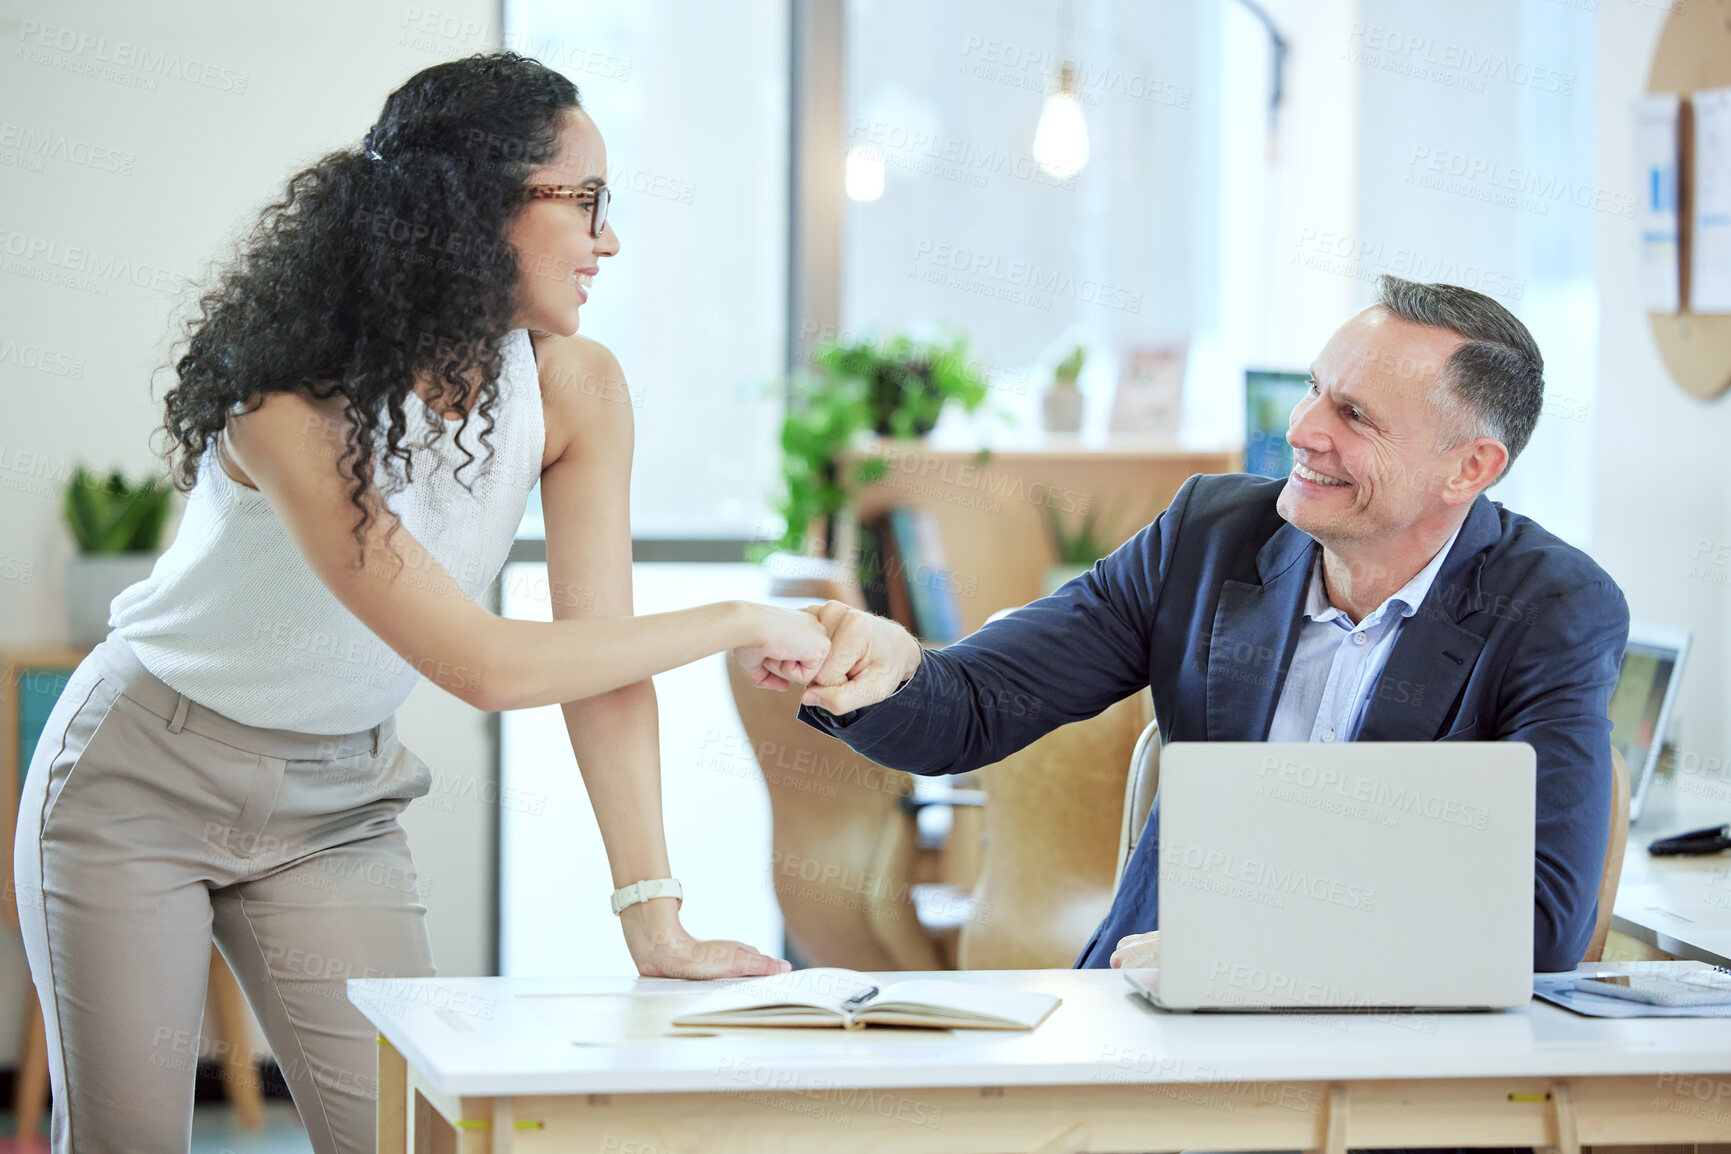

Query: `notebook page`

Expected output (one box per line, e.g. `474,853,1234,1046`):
868,980,1060,1028
679,967,880,1018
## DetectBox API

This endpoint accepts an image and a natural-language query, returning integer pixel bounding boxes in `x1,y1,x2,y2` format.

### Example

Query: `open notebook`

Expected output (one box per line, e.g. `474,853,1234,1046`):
671,967,1061,1031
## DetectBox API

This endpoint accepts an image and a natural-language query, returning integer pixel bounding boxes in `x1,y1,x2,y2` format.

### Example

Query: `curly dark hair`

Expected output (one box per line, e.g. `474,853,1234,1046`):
158,52,580,558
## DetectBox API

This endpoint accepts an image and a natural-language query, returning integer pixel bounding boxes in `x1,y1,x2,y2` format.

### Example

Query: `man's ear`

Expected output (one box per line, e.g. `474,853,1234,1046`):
1444,437,1509,505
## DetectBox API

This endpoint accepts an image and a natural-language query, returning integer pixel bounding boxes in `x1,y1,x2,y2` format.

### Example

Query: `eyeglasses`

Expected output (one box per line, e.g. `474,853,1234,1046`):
525,183,610,238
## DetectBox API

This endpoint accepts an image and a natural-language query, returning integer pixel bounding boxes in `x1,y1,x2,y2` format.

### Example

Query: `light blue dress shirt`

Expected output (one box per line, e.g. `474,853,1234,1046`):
1266,524,1464,744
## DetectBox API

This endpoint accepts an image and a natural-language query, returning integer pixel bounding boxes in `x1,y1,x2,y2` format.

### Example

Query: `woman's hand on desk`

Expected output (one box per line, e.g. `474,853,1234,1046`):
1109,931,1160,970
620,898,791,979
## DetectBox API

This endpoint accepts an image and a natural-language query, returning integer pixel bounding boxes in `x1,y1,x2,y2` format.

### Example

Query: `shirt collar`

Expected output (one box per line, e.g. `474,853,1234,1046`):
1301,521,1467,628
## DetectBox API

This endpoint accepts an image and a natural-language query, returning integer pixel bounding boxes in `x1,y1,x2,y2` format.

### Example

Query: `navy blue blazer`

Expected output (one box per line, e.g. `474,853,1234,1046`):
801,473,1629,973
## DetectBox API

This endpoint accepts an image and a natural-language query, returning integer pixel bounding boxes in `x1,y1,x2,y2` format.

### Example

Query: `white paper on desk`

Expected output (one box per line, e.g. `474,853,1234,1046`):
1692,87,1731,313
1634,93,1681,311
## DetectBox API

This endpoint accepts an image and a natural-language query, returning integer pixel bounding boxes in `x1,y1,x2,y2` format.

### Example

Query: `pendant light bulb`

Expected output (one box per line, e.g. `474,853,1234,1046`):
1033,63,1089,180
845,145,885,202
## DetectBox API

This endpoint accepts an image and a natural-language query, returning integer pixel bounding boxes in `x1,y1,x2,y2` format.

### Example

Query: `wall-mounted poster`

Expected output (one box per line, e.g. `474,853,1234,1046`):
1633,93,1681,312
1692,86,1731,313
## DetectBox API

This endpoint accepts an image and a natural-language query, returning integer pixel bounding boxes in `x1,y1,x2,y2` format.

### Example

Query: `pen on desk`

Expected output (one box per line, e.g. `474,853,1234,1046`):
841,986,879,1012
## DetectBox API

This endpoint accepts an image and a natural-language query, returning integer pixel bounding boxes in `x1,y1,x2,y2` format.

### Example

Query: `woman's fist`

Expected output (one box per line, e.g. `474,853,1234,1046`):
730,602,832,691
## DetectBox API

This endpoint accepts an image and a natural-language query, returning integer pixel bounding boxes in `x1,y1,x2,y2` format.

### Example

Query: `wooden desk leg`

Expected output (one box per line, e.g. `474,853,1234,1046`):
377,1038,407,1154
208,948,264,1129
1309,1083,1350,1154
15,990,48,1142
489,1098,514,1154
1540,1080,1581,1154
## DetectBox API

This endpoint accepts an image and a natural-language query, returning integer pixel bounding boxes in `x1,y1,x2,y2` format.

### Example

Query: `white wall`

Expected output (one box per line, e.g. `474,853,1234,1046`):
0,0,499,1064
1591,1,1731,778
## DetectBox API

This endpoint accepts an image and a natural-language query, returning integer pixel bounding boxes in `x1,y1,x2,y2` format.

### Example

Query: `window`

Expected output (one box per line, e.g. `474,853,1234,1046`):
500,1,791,976
508,0,789,540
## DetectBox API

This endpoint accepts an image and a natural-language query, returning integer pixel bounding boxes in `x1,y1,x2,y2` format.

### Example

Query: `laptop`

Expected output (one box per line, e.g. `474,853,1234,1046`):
1608,622,1690,822
1125,742,1535,1012
1243,369,1311,480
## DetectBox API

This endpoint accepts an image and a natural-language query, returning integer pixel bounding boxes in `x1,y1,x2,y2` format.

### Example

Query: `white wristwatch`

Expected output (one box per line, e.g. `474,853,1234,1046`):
610,877,683,916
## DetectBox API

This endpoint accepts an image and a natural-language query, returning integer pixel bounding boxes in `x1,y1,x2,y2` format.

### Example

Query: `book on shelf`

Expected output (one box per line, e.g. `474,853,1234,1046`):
885,507,962,643
856,511,917,633
671,967,1061,1031
855,518,894,619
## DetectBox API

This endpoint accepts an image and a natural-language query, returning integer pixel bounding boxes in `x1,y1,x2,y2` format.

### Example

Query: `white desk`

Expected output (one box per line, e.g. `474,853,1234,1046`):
353,968,1731,1153
1614,774,1731,966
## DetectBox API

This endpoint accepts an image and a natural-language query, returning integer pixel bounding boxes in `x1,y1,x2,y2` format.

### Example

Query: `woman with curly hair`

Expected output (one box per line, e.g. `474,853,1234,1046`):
15,51,826,1154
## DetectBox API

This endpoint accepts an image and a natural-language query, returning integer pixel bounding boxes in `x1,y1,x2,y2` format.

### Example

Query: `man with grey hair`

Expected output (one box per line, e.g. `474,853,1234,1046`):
779,275,1628,973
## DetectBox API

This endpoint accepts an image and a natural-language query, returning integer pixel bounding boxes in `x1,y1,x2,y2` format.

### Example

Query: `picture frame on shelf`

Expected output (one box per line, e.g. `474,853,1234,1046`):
1109,341,1188,437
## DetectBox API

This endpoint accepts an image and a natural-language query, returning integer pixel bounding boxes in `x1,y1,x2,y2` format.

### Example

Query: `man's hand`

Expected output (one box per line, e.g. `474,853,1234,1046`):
793,600,925,714
1109,930,1160,969
730,602,833,692
619,898,791,978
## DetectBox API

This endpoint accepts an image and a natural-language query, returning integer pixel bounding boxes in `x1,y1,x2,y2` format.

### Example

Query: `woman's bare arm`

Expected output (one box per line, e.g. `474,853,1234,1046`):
222,383,826,714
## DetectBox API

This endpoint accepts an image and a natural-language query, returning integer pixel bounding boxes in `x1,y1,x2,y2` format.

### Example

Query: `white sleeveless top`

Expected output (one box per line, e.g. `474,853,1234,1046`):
111,328,544,735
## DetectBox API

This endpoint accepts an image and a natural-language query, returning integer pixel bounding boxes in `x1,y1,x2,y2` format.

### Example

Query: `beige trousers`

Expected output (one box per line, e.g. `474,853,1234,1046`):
13,632,436,1154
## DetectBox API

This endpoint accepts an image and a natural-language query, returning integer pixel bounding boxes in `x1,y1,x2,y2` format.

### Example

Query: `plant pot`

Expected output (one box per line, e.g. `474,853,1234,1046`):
1042,381,1084,432
868,362,943,437
65,552,159,645
1041,563,1094,596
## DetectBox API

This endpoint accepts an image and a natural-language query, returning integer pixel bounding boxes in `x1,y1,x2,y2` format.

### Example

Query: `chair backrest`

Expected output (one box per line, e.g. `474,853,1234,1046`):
1581,745,1632,965
1114,719,1161,890
957,690,1153,969
725,659,944,971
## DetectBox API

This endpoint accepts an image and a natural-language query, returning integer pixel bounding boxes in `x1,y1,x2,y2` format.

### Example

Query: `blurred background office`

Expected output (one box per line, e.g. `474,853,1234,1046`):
0,0,1724,1148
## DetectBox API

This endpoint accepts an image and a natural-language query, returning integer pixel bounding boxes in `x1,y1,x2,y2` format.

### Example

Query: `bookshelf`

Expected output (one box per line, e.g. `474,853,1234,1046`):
844,442,1240,632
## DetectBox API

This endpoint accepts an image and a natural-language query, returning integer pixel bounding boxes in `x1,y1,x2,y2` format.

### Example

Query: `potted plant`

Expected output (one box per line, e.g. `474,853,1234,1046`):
1042,344,1086,433
62,466,174,644
1041,500,1124,595
771,334,989,557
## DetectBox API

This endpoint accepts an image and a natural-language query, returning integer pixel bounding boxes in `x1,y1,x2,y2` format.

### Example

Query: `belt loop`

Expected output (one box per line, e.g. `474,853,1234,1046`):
370,724,379,757
167,693,191,734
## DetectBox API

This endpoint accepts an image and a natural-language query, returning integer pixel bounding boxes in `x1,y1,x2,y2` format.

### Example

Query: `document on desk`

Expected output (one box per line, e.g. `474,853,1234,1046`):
672,967,1061,1031
1534,962,1731,1018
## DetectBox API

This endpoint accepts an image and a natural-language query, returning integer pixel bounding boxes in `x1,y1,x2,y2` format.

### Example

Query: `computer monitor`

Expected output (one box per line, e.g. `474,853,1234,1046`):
1244,369,1310,479
1609,622,1690,822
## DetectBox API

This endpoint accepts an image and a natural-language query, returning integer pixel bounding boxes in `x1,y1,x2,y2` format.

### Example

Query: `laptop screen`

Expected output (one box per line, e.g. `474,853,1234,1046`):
1244,370,1310,480
1608,625,1690,821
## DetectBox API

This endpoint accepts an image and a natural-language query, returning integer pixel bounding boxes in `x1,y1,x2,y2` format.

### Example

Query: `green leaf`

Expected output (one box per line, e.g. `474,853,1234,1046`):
62,467,173,554
1055,345,1086,381
771,330,1002,557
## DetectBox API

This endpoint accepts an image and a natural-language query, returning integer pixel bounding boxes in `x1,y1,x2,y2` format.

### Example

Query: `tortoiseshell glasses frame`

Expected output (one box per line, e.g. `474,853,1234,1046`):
525,183,610,238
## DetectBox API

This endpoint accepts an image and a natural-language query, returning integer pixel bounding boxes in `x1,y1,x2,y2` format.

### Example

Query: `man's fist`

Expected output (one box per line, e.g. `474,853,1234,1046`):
793,600,925,714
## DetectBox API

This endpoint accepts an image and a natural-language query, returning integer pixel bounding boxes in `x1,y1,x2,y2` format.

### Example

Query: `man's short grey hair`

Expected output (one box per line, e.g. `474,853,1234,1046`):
1372,275,1544,470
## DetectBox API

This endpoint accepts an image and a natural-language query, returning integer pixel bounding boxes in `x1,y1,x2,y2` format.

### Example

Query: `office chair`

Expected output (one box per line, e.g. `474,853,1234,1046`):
725,659,949,971
957,690,1153,969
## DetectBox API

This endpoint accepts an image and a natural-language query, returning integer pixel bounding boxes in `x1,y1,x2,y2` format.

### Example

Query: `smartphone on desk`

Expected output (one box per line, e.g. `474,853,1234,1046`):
1574,971,1731,1007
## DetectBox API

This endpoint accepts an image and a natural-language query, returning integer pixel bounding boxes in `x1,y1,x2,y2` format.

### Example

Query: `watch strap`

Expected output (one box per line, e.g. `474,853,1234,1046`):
610,877,683,915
